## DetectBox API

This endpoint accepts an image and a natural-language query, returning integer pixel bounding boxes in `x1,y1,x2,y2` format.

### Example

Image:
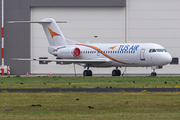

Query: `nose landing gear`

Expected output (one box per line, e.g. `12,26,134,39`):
151,69,157,76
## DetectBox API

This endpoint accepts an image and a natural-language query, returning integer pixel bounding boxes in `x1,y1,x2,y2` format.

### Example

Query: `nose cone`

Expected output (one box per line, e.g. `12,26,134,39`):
161,53,172,65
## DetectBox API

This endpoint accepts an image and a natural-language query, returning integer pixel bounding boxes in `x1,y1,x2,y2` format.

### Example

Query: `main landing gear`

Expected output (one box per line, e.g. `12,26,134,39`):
83,66,122,77
112,67,121,76
83,66,92,76
151,69,157,76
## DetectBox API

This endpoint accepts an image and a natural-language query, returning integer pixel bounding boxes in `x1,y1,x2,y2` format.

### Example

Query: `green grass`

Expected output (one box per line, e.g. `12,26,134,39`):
0,92,180,120
0,76,180,89
0,76,180,119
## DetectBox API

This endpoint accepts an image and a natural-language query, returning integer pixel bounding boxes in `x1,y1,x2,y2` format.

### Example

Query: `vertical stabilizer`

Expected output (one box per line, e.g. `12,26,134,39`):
40,18,67,46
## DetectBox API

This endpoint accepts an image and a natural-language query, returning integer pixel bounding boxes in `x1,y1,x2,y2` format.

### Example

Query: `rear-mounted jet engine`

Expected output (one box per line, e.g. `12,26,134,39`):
54,47,81,59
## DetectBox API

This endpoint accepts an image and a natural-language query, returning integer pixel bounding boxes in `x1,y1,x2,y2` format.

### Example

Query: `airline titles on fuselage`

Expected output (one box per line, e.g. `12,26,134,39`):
118,45,139,52
81,44,140,54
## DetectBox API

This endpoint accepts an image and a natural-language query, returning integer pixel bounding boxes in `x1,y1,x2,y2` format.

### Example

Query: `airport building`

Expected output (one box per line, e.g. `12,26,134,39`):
0,0,180,75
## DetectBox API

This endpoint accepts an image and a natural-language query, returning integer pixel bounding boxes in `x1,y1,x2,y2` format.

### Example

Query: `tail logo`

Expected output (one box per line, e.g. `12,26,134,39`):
48,28,61,38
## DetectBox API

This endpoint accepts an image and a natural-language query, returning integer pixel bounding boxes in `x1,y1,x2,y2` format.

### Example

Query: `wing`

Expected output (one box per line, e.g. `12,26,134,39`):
12,58,112,64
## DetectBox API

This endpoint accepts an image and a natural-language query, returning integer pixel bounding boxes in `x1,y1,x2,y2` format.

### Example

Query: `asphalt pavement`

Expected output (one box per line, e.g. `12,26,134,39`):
0,88,179,92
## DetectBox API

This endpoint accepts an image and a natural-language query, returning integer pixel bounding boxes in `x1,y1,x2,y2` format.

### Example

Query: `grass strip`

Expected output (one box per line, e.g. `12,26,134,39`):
0,92,180,120
0,76,180,89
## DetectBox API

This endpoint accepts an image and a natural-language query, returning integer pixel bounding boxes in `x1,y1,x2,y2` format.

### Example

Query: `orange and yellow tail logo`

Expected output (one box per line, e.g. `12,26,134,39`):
109,45,118,50
48,28,61,38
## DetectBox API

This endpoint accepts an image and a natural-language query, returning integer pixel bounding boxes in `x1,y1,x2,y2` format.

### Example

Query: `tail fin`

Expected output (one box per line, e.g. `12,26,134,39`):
8,18,67,46
40,18,67,46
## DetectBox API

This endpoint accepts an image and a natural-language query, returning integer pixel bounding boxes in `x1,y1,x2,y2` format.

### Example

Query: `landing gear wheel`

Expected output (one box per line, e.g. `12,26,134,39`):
87,70,92,76
83,70,88,76
112,70,116,76
83,70,92,76
151,72,157,76
112,70,121,76
117,70,121,76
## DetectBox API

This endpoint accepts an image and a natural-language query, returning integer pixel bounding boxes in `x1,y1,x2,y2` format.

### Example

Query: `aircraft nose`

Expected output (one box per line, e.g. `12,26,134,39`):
162,53,172,65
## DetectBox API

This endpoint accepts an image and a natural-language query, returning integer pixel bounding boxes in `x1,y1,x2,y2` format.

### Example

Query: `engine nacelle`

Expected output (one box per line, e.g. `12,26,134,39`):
56,47,81,59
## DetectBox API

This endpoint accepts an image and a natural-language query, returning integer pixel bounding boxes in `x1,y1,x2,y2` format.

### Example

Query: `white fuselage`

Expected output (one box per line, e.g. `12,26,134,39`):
48,43,172,68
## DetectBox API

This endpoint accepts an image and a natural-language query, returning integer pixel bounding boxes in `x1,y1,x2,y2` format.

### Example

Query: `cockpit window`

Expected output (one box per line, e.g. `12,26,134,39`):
156,49,163,52
163,49,167,52
149,49,167,53
149,49,156,53
152,49,156,52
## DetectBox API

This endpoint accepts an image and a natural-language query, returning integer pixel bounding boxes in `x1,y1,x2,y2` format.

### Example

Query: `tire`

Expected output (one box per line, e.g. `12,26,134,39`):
112,70,116,76
151,72,157,76
117,70,121,76
151,73,153,76
83,70,92,76
112,70,121,76
88,70,92,76
154,72,157,76
83,70,88,76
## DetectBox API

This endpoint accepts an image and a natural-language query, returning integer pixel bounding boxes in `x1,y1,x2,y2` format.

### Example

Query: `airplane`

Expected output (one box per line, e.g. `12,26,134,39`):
9,18,172,76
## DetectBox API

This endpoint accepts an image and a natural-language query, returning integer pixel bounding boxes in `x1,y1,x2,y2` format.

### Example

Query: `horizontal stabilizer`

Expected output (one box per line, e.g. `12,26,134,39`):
9,18,68,46
8,21,51,24
8,20,67,24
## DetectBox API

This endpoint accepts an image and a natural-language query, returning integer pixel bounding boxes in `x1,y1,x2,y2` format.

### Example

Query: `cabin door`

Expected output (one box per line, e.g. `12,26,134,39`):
140,49,145,61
